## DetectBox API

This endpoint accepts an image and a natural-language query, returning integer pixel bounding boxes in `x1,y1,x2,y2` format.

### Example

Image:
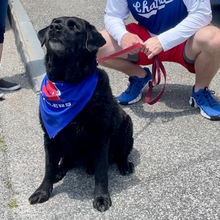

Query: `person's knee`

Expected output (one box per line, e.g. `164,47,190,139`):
97,29,109,59
197,26,220,52
185,26,220,62
209,29,220,53
97,29,125,60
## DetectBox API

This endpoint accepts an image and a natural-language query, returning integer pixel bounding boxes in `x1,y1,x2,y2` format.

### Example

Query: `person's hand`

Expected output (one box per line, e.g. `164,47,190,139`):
141,36,163,59
120,32,143,55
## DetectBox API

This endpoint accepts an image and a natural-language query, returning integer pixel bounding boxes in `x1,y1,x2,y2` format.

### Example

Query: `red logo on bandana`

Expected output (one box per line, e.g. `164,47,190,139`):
42,80,61,101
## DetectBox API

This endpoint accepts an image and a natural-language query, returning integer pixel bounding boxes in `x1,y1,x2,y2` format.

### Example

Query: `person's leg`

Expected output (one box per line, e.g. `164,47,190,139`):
185,25,220,91
97,26,152,105
0,0,7,98
97,29,147,78
0,0,20,92
0,43,3,62
0,0,8,61
0,45,3,98
184,25,220,120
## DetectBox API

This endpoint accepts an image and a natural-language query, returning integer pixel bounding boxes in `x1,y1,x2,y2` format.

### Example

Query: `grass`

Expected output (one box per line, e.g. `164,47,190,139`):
6,182,12,189
8,200,18,208
0,137,7,152
0,136,18,208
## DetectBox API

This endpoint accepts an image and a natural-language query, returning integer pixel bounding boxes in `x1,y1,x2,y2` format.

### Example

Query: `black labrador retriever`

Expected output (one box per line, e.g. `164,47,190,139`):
28,16,134,212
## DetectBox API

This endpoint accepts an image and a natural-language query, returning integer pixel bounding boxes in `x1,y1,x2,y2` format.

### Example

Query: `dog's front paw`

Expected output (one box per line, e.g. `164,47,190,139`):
29,186,52,204
93,194,112,212
118,161,134,175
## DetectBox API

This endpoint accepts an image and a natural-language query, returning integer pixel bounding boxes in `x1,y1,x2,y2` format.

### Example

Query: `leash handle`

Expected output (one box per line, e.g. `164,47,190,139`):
145,56,166,105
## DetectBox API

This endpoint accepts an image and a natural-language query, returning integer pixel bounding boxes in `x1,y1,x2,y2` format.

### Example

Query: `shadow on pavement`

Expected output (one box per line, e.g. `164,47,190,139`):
50,148,141,202
125,84,198,119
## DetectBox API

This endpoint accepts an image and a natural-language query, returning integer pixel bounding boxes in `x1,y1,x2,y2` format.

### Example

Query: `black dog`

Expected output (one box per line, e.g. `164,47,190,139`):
28,16,134,212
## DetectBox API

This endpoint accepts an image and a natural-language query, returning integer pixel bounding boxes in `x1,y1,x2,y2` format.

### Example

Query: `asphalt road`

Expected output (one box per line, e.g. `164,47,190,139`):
0,0,220,219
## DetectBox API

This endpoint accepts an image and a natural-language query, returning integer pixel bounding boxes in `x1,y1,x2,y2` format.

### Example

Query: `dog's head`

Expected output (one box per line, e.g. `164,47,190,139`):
38,16,106,56
38,16,106,83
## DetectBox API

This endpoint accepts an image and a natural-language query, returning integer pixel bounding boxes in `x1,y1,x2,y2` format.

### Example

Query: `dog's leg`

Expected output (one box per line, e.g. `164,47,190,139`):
86,160,95,175
54,157,75,183
117,154,134,176
92,140,112,212
116,115,134,175
116,139,134,176
29,136,61,204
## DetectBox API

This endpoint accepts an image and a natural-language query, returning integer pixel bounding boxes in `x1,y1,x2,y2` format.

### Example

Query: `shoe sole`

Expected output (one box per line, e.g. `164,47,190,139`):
189,96,220,120
118,80,152,105
0,84,21,91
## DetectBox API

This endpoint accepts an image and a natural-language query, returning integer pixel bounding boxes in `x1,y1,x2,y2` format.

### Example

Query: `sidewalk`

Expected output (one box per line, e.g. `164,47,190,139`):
0,0,220,219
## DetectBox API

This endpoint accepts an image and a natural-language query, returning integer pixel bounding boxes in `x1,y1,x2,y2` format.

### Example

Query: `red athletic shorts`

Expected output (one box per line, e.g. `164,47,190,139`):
126,23,195,73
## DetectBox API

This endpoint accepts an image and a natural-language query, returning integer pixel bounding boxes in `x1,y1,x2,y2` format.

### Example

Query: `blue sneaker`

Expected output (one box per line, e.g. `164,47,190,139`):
118,67,152,105
189,86,220,120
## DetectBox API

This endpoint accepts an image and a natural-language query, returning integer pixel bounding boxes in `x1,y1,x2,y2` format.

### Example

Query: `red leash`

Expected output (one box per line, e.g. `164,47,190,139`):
97,43,143,63
145,56,166,105
97,43,166,104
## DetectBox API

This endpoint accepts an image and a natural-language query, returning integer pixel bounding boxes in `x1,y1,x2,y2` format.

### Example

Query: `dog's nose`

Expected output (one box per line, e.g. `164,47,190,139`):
49,23,62,31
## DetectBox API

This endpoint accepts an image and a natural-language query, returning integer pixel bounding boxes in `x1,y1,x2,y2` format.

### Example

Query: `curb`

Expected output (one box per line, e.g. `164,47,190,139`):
8,0,45,92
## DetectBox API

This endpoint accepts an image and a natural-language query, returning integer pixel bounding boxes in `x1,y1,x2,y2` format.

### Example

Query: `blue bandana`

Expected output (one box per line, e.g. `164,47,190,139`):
40,71,98,138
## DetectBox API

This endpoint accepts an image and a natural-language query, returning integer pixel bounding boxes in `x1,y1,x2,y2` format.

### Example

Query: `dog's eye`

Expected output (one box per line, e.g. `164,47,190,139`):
67,20,79,30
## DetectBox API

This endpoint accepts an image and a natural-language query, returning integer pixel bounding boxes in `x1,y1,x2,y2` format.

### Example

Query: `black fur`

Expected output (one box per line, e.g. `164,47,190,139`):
29,16,134,212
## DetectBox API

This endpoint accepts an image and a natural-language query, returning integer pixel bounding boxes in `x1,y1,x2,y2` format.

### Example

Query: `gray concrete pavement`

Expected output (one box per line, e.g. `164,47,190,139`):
1,0,220,219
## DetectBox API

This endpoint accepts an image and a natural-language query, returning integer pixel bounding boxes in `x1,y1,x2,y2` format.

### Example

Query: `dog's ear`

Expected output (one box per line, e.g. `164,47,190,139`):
85,23,106,52
37,26,49,47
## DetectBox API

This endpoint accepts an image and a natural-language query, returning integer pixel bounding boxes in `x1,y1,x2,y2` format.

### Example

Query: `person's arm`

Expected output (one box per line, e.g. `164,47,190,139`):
104,0,130,46
158,0,212,51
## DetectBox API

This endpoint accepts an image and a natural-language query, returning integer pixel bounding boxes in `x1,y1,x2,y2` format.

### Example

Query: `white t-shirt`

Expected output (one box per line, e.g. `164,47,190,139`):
104,0,212,51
